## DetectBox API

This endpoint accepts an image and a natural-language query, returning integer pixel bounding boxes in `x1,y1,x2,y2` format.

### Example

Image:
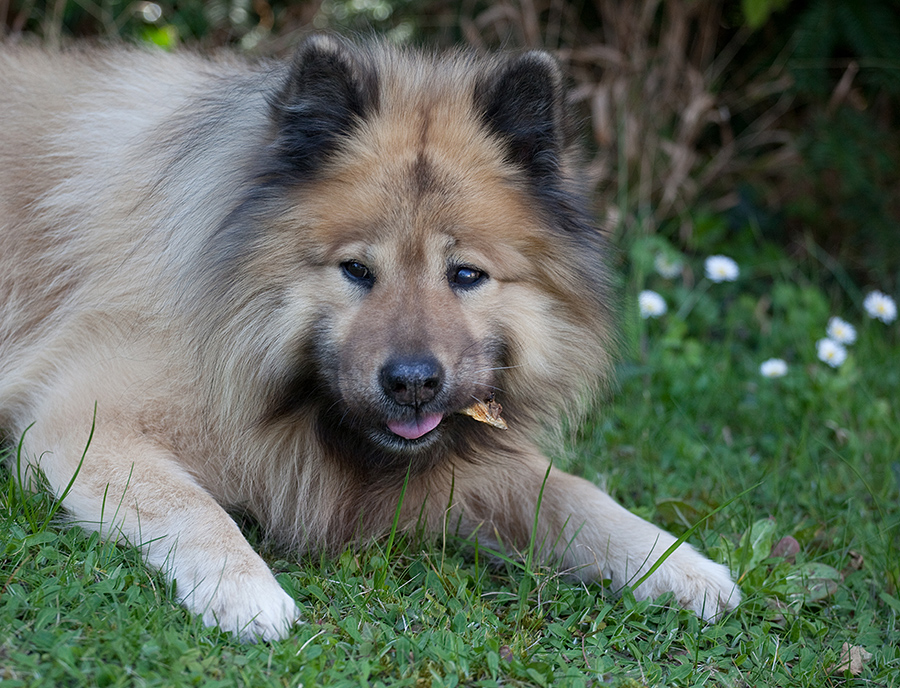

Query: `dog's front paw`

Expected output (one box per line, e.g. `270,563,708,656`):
635,545,740,621
178,563,300,642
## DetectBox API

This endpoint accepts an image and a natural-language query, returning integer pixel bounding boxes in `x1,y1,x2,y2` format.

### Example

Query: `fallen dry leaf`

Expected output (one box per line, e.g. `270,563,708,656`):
832,643,872,676
459,396,507,430
770,535,800,563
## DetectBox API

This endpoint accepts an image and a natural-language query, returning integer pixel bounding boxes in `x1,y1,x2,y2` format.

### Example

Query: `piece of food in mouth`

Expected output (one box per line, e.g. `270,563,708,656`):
459,396,508,430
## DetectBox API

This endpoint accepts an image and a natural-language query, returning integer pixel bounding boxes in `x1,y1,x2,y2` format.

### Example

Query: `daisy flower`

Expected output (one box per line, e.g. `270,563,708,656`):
816,338,847,368
638,290,667,319
704,255,739,283
863,291,897,324
654,253,683,279
826,316,857,345
759,358,788,378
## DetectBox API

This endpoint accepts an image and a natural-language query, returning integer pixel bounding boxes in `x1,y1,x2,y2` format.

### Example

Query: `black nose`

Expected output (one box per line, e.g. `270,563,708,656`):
380,356,444,407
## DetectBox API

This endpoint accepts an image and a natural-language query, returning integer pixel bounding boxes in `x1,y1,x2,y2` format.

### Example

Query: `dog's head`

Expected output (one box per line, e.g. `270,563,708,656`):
204,36,616,474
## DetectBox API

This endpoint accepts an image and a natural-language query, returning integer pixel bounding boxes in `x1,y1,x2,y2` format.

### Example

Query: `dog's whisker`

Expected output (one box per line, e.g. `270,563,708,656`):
470,364,522,374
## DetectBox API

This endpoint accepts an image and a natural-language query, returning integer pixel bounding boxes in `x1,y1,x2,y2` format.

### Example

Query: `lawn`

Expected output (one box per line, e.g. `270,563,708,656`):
2,224,899,686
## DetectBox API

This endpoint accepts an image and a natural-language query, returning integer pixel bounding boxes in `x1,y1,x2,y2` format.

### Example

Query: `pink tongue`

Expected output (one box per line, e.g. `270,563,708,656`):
387,413,443,440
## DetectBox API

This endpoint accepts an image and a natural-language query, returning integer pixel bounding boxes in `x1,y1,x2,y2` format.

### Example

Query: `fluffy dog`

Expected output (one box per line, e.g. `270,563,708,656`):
0,35,739,641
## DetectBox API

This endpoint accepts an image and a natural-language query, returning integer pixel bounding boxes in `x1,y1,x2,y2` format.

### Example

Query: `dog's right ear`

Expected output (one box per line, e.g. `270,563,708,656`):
269,35,379,178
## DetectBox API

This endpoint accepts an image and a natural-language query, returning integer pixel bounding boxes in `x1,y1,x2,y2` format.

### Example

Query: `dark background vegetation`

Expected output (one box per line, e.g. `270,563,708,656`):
3,0,899,289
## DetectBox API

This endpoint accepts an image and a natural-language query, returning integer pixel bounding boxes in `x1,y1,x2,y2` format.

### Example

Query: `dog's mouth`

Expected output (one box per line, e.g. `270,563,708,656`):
383,397,507,443
385,412,444,441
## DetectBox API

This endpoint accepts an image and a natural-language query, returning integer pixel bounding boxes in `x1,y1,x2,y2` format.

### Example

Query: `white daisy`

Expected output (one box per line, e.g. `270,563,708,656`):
816,338,847,368
863,291,897,324
139,2,163,22
704,255,739,283
759,358,788,378
638,290,667,319
826,317,857,345
654,253,683,279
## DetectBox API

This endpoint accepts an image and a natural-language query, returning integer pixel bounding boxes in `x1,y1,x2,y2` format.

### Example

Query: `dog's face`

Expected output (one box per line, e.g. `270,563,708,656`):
291,116,544,454
204,37,615,472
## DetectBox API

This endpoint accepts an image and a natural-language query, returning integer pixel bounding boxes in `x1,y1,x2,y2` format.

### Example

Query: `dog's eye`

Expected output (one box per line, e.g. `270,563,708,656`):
449,265,486,288
341,260,374,286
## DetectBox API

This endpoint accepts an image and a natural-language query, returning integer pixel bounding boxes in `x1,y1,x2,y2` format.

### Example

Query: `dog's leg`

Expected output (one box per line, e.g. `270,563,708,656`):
425,454,740,620
22,423,299,641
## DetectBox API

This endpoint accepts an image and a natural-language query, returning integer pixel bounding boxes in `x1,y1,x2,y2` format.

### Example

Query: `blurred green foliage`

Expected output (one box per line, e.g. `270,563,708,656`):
767,0,900,285
788,0,900,98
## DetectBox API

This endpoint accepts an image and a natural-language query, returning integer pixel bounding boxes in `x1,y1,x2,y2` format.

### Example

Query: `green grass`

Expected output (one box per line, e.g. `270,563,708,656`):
2,234,899,686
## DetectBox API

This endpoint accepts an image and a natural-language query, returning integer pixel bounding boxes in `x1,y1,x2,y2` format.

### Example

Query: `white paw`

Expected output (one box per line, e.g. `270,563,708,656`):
178,565,301,642
633,545,741,621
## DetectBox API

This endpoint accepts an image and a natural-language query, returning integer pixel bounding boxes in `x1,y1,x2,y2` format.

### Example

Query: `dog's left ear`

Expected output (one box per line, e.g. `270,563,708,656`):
476,51,566,183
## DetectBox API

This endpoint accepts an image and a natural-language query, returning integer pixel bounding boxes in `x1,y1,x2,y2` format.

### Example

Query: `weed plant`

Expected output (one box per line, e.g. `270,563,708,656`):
2,226,899,686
